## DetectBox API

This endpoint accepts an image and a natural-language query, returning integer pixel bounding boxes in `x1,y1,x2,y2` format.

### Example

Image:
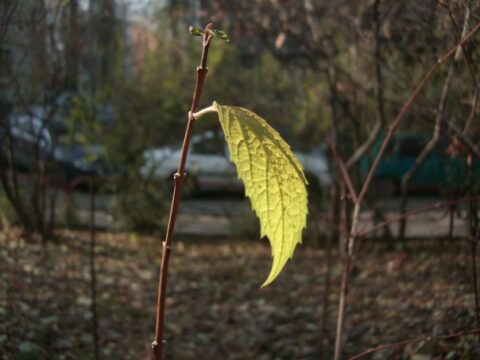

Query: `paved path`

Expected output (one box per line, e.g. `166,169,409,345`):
5,183,467,238
175,197,467,238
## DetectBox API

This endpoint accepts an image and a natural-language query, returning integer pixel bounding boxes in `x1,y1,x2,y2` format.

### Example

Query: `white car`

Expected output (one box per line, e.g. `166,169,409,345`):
141,131,332,196
0,112,52,171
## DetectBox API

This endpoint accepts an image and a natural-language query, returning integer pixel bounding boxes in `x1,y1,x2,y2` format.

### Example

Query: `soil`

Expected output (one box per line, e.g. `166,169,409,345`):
1,228,479,359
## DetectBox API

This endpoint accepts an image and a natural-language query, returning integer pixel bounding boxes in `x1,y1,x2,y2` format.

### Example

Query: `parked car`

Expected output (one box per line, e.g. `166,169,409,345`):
54,142,119,185
0,112,52,171
359,133,480,197
141,131,332,196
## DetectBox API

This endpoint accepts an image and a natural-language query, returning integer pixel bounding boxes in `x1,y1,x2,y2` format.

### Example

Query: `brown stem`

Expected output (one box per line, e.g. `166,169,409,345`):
437,0,478,96
89,177,100,360
470,235,480,341
358,22,480,206
464,89,478,133
448,200,455,238
319,184,338,357
346,0,385,169
466,157,480,343
447,120,480,159
327,137,358,204
348,327,480,360
327,138,357,203
151,23,214,360
333,185,356,360
398,4,470,242
332,22,480,360
333,233,354,360
358,195,480,237
364,197,393,241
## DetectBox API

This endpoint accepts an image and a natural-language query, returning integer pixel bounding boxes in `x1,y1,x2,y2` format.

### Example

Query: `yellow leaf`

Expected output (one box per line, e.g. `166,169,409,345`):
212,102,308,286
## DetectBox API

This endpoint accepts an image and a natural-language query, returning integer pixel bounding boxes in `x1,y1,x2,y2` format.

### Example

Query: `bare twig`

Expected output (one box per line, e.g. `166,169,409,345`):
89,177,100,360
466,156,480,343
399,5,471,242
333,22,480,360
326,137,358,204
346,0,386,169
398,65,454,241
151,23,215,360
464,89,479,133
348,327,480,360
333,228,354,360
357,22,480,205
0,0,18,43
358,195,480,237
437,0,478,93
319,184,339,357
447,120,480,159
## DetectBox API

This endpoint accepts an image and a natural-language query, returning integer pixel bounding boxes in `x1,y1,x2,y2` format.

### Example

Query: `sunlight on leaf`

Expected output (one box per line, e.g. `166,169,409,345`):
212,102,308,286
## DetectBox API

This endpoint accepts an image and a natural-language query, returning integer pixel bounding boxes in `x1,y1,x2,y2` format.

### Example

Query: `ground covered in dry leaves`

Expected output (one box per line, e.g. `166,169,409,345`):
1,228,479,359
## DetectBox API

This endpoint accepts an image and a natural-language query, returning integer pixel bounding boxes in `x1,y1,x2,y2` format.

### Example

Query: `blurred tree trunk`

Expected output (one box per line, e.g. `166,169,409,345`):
66,0,79,91
97,0,118,86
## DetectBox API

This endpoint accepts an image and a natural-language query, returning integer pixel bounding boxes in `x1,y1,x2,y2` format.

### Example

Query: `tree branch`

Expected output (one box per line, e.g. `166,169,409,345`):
346,0,386,169
152,23,215,360
348,327,480,360
357,22,480,207
327,137,358,204
447,120,480,159
358,195,480,237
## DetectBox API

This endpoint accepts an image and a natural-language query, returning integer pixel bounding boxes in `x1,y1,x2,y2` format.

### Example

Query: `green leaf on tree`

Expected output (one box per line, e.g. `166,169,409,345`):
212,102,308,286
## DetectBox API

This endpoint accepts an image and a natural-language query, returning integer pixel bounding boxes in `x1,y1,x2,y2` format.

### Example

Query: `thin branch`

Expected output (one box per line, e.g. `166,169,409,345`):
358,195,480,237
89,177,100,360
346,0,386,169
348,327,480,360
437,1,478,134
326,137,358,204
464,89,479,133
357,22,480,206
437,0,479,92
466,159,480,341
398,57,455,241
447,120,480,159
152,23,215,360
333,23,480,360
0,0,18,43
318,184,339,357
